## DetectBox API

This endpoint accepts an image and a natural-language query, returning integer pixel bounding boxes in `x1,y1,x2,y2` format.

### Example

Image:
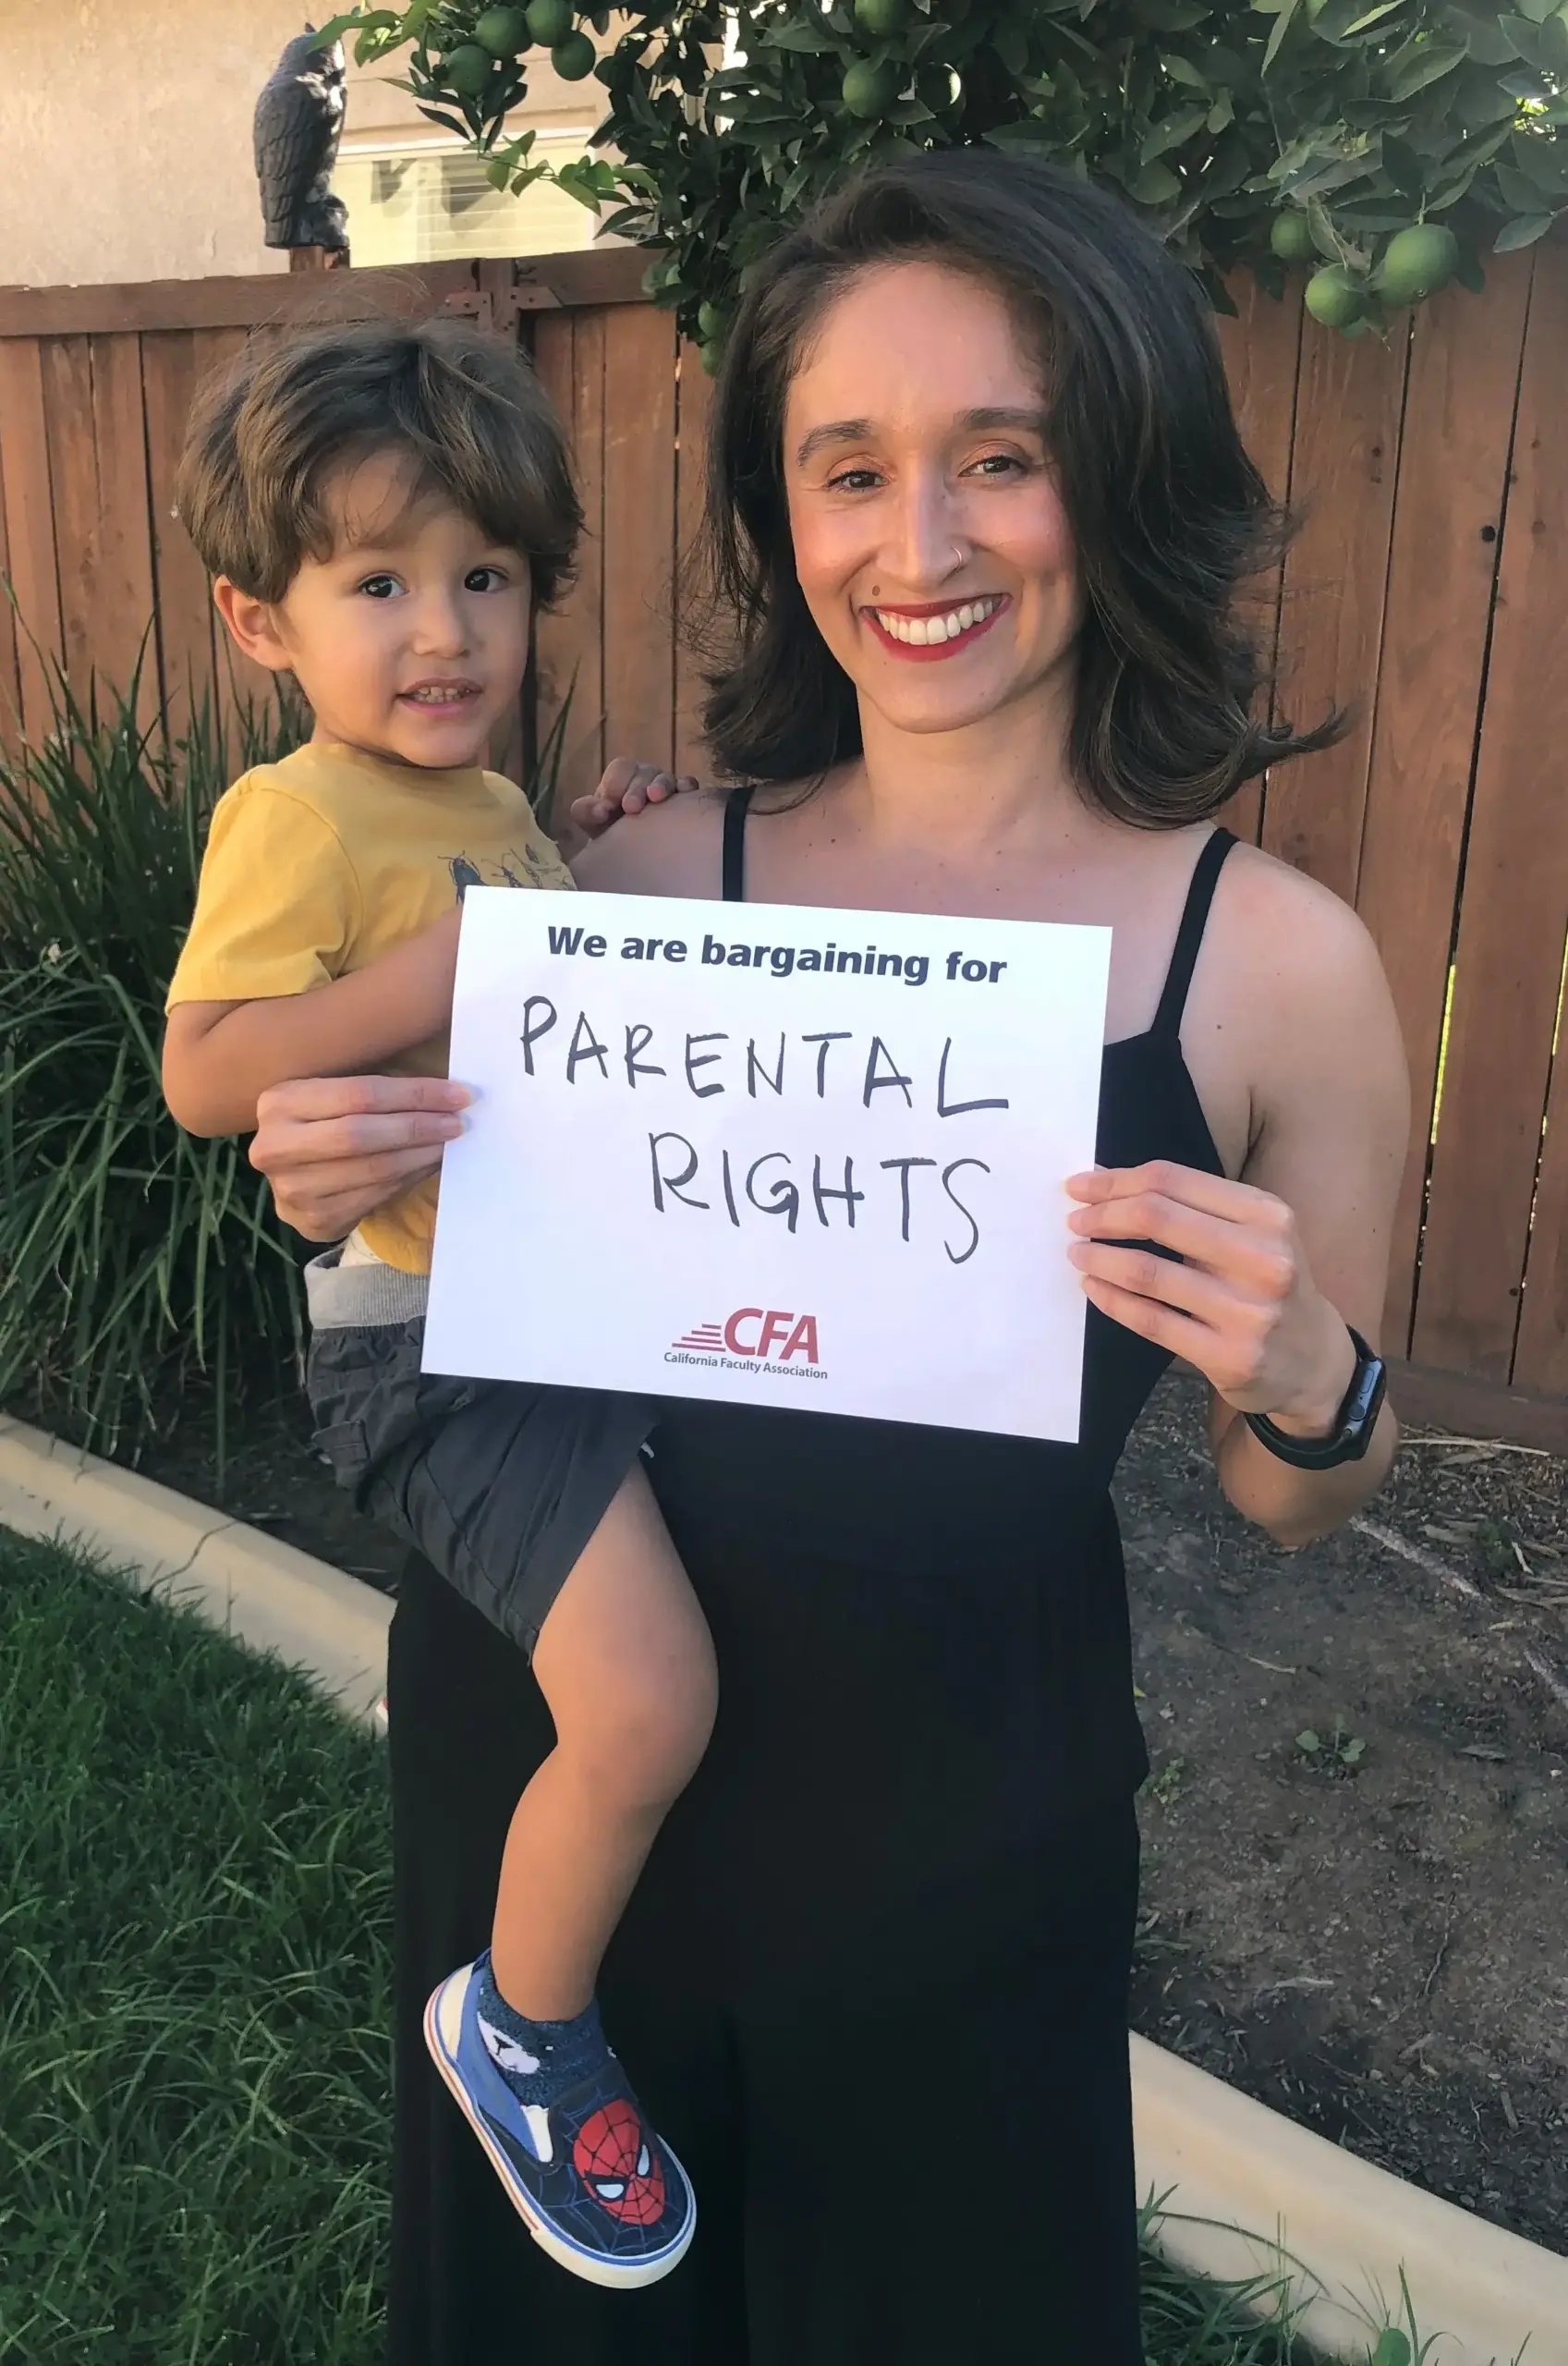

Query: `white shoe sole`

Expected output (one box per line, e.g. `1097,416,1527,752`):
423,1963,697,2290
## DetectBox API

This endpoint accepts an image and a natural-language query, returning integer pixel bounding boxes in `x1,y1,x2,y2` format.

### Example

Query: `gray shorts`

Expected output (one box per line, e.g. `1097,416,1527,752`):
305,1315,655,1658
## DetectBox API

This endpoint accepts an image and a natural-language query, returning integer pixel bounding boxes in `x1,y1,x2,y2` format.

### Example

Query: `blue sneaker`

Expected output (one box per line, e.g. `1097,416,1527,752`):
424,1957,696,2287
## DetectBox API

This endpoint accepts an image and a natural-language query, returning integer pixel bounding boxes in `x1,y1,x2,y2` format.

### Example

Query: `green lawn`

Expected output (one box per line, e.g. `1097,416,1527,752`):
0,1530,1316,2365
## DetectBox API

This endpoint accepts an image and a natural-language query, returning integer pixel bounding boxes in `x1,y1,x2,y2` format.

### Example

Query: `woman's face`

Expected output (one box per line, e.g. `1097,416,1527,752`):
782,260,1080,742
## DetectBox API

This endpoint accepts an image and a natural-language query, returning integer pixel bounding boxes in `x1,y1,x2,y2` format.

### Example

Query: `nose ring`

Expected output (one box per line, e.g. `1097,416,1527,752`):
952,543,965,570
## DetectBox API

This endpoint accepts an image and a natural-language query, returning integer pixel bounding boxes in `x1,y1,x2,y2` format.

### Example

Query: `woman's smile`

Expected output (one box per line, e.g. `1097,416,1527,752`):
862,592,1009,658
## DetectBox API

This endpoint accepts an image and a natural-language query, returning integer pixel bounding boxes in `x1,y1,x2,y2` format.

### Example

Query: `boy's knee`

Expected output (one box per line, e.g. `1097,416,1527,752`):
566,1651,716,1815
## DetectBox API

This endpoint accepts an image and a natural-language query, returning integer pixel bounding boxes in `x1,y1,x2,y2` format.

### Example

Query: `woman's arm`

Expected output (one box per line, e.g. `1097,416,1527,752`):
1067,859,1409,1548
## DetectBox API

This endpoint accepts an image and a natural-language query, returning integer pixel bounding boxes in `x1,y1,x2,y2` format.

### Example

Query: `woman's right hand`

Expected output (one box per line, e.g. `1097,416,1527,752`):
248,1074,469,1240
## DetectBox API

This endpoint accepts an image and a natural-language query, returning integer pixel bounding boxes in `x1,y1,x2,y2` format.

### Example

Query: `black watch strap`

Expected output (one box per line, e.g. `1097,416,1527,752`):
1245,1328,1387,1470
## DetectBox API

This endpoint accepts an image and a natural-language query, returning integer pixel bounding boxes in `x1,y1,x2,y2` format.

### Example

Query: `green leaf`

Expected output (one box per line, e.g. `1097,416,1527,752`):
1130,159,1185,202
1141,103,1210,160
1384,40,1468,98
1296,1730,1322,1753
1380,132,1425,193
1498,11,1552,61
1263,0,1306,71
1337,0,1405,33
760,20,843,51
1370,2329,1413,2366
1160,52,1212,85
1495,161,1547,209
1492,209,1554,247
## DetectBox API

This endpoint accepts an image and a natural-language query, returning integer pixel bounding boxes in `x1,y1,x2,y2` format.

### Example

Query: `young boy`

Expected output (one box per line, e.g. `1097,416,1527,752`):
163,321,713,2287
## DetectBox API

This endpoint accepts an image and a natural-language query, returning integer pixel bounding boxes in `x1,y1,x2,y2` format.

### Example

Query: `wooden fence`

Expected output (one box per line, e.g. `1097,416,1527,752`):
1,242,1565,1449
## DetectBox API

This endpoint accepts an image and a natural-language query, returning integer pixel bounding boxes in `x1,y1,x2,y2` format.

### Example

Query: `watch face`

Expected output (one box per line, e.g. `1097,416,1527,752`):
1334,1339,1386,1460
1247,1334,1386,1469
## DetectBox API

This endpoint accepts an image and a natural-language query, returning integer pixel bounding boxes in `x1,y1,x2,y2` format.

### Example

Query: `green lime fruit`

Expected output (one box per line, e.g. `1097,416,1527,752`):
1304,263,1365,330
699,338,725,377
525,0,575,46
917,62,961,113
842,58,898,118
1378,222,1459,307
443,43,494,97
474,5,529,55
551,28,597,77
697,299,727,340
1269,210,1316,263
854,0,910,32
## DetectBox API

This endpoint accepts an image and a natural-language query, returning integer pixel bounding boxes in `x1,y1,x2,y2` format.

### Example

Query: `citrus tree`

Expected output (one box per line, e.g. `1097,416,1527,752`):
322,0,1567,345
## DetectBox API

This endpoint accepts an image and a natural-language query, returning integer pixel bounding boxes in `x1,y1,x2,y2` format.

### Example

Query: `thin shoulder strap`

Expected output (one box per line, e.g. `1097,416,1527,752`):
722,783,755,903
1151,828,1236,1039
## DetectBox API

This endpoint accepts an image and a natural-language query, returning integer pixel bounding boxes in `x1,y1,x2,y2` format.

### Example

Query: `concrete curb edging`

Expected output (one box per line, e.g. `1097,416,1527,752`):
0,1414,389,1724
1133,2038,1566,2363
3,1416,1566,2364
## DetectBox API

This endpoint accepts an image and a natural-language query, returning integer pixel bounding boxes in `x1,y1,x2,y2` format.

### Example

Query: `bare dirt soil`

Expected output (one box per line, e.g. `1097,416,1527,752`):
128,1362,1568,2258
1121,1370,1568,2257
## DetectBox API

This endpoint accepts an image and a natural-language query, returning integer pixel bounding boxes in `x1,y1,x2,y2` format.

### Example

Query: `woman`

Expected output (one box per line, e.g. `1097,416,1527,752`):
250,152,1407,2363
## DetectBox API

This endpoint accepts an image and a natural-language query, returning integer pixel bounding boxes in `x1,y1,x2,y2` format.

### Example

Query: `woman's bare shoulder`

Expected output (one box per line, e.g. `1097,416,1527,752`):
1218,839,1386,994
1208,838,1406,1109
571,787,729,897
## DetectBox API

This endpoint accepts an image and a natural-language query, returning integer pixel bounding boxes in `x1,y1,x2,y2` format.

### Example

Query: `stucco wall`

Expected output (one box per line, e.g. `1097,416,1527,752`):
0,0,603,287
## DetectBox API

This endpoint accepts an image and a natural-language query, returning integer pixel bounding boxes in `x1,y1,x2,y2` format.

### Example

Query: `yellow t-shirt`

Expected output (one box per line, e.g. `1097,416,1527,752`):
166,738,573,1273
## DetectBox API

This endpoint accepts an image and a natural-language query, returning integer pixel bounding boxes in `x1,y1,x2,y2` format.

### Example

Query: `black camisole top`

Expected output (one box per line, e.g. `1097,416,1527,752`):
649,791,1234,1802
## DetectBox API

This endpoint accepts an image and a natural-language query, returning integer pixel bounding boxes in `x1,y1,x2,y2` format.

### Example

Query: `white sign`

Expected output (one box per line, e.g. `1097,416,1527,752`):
423,889,1110,1442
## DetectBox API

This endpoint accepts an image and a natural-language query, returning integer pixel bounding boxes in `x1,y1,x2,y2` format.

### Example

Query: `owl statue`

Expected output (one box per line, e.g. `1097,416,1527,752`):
255,27,349,252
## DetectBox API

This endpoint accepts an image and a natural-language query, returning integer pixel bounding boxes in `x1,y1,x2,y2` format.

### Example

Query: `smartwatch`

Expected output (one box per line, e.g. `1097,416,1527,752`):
1245,1328,1387,1470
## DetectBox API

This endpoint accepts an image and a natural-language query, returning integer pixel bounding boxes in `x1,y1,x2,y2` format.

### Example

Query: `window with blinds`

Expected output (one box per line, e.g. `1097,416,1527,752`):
333,138,604,265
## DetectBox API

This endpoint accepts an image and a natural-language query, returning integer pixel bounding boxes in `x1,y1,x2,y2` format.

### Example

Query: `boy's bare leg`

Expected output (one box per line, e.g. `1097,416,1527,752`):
488,1462,717,2020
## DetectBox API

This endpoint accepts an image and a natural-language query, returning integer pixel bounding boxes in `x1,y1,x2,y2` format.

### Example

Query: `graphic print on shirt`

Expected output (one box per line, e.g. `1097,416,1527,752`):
449,846,561,900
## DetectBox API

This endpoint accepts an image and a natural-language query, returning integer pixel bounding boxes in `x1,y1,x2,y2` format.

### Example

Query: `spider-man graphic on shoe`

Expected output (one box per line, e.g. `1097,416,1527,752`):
424,1952,696,2287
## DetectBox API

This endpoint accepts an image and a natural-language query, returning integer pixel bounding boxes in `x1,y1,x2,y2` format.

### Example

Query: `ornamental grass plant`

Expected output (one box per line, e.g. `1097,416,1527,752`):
0,661,308,1463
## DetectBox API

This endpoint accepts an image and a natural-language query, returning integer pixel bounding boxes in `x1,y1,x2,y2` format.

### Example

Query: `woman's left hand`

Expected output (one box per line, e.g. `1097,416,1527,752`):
1065,1161,1356,1433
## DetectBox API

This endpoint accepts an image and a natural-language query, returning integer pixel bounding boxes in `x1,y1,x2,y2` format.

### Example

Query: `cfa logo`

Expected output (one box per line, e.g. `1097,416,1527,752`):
673,1309,820,1364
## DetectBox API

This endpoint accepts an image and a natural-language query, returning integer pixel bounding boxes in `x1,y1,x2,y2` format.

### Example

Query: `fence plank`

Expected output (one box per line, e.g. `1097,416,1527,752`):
1355,256,1533,1351
0,335,64,739
1514,945,1568,1396
140,329,217,735
674,342,715,781
1215,276,1303,848
1261,322,1407,903
40,334,159,729
602,304,677,774
1411,250,1568,1383
0,377,21,737
533,308,607,827
186,326,284,738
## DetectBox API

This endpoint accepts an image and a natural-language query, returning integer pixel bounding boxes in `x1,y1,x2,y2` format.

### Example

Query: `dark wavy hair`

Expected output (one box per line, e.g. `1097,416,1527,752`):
176,318,579,610
699,150,1338,823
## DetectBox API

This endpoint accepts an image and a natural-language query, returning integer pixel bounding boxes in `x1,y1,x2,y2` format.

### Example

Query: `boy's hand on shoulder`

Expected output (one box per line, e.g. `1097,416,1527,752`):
570,758,699,840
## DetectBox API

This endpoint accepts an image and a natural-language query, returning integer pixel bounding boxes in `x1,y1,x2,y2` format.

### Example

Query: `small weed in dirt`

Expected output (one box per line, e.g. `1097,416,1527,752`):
1147,1756,1188,1811
1475,1518,1521,1578
1294,1714,1367,1775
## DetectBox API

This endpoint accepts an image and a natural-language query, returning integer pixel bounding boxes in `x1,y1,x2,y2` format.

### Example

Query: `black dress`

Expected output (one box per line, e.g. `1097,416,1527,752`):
385,810,1235,2365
